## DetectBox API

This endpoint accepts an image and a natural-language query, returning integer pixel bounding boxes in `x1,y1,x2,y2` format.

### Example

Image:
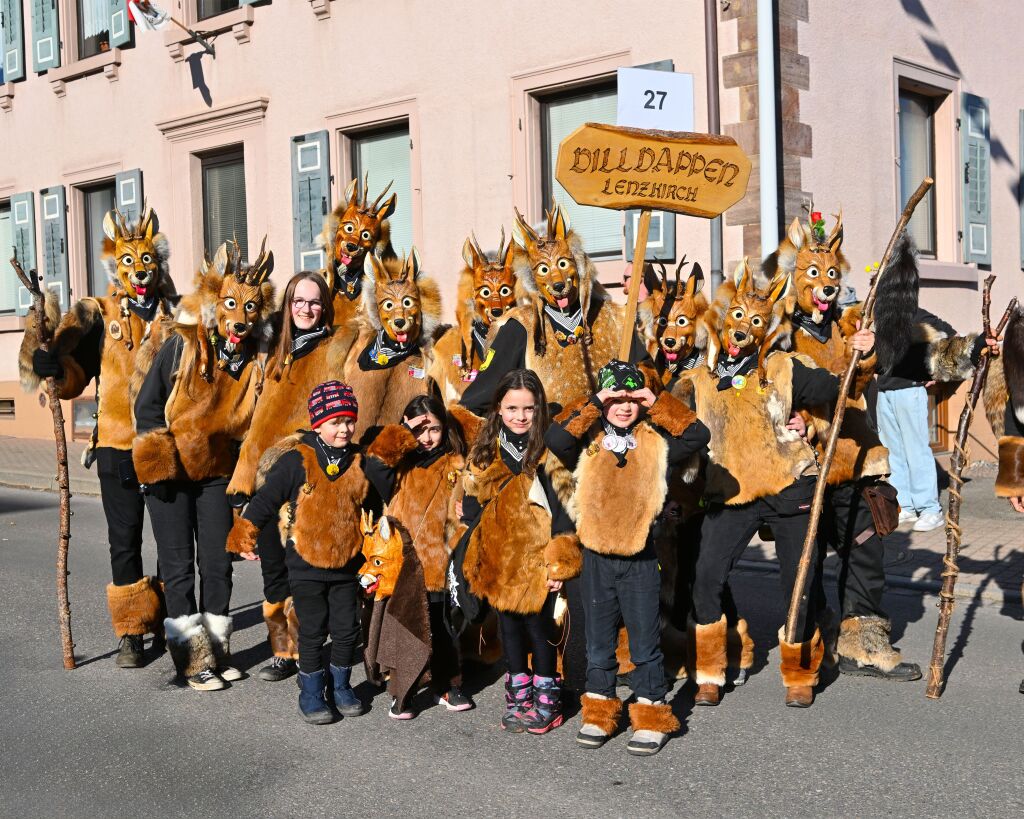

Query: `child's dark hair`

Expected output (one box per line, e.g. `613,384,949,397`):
468,368,549,474
402,394,466,456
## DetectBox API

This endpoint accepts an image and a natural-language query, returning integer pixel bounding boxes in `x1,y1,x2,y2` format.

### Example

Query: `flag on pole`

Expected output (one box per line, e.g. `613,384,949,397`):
127,0,171,31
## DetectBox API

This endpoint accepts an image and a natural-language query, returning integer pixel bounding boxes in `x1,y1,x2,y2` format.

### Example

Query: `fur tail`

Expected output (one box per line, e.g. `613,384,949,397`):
873,230,919,373
17,290,62,392
1003,305,1024,429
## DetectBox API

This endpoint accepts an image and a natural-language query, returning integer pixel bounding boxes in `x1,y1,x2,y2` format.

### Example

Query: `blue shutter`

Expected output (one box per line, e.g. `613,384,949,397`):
108,0,130,48
31,0,60,72
961,93,991,266
291,130,331,272
11,192,37,317
39,185,69,311
2,0,26,82
115,168,144,224
625,58,677,263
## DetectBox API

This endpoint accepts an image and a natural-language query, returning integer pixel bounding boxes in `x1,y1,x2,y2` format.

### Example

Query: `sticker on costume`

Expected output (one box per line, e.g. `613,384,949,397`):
407,366,426,379
462,369,478,383
479,348,495,371
452,354,463,368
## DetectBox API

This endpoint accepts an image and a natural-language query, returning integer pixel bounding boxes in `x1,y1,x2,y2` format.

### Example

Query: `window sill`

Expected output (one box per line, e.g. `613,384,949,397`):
0,315,27,333
165,6,255,61
918,259,979,284
0,83,14,113
47,48,122,96
309,0,332,19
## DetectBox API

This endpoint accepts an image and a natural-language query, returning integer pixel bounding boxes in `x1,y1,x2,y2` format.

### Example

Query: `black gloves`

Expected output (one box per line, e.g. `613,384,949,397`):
32,348,63,379
227,492,250,510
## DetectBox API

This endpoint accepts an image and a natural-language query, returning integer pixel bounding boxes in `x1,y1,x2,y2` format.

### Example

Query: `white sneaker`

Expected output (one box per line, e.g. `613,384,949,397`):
913,510,944,532
898,509,918,525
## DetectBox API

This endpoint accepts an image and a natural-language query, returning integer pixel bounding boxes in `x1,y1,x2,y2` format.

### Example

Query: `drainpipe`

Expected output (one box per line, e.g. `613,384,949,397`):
705,0,723,292
757,0,779,257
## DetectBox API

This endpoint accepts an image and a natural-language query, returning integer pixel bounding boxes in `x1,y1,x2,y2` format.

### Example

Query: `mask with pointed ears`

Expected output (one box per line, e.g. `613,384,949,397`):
358,510,404,600
101,204,170,302
362,248,441,347
321,174,398,293
640,258,708,372
772,211,848,323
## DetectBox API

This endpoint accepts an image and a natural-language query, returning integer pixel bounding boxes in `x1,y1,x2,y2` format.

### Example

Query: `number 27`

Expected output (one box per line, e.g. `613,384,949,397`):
643,89,667,110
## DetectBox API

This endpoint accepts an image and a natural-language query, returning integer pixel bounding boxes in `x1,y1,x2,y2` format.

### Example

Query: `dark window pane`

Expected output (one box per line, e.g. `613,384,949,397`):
197,0,239,21
898,89,937,256
350,124,413,256
78,0,110,59
202,150,248,261
0,204,14,313
82,183,116,296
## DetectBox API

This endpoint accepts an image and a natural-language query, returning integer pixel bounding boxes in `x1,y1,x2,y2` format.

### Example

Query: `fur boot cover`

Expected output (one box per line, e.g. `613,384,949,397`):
995,436,1024,497
778,627,825,688
165,613,215,677
106,576,163,638
543,533,583,581
263,599,298,659
226,516,260,555
836,616,901,672
628,700,680,735
580,694,623,735
726,617,755,671
201,613,233,669
693,615,728,686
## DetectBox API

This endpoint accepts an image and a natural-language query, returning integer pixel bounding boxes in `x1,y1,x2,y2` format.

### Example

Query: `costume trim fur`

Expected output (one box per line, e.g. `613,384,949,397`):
543,533,583,581
994,436,1024,497
646,390,698,436
17,290,64,393
365,423,419,467
873,231,919,373
263,599,298,659
132,428,184,484
836,616,901,672
580,694,623,735
201,612,233,667
627,701,680,734
447,403,483,448
913,323,979,382
727,618,755,671
165,613,215,677
557,397,602,438
983,357,1008,439
778,627,825,688
226,517,260,555
106,576,163,638
693,615,728,686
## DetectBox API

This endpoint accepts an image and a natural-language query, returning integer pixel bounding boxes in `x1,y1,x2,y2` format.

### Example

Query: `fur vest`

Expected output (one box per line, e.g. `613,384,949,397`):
463,450,574,614
690,351,819,505
791,307,889,484
430,325,482,403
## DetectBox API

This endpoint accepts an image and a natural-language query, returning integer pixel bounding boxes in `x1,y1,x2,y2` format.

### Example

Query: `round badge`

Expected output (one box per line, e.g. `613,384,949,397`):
326,463,340,477
376,353,389,366
602,436,616,452
731,374,747,390
108,320,122,340
626,436,638,450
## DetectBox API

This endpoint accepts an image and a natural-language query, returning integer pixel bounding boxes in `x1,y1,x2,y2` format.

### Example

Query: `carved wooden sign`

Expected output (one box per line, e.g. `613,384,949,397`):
555,122,752,219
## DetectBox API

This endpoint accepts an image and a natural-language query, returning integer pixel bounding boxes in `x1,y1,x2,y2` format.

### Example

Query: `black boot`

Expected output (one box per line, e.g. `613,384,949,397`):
259,656,298,682
116,635,145,668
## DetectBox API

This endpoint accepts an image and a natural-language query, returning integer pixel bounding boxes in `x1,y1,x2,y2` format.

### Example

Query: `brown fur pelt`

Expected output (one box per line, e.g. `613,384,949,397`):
627,701,680,734
912,322,979,382
448,403,483,448
263,598,298,660
994,436,1024,497
542,533,582,581
836,616,901,672
106,576,163,638
344,340,434,444
983,356,1008,439
580,694,623,735
133,428,185,485
165,613,215,677
727,618,755,671
692,615,728,686
226,516,260,555
18,289,68,393
778,627,825,687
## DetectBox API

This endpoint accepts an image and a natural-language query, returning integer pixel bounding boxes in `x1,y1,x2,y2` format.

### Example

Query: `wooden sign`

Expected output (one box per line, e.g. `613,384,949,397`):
555,122,752,219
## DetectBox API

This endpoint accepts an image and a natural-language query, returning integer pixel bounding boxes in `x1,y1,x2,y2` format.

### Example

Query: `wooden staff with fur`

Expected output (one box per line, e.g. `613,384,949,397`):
11,251,76,669
619,209,652,359
784,178,933,644
925,277,1016,698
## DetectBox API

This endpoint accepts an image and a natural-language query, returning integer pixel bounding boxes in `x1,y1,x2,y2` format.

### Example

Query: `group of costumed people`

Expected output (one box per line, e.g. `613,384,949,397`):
19,177,1021,758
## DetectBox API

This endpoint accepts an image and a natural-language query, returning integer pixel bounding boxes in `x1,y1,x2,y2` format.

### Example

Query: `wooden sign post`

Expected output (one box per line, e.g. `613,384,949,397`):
555,122,751,356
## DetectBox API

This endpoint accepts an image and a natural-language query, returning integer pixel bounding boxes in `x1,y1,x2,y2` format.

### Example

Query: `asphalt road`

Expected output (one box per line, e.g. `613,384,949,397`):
1,486,1021,818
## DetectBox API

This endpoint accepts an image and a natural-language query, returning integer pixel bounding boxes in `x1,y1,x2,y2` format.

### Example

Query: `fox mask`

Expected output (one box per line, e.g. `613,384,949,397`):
358,510,404,600
322,175,397,293
513,205,581,312
461,230,518,325
101,206,170,301
774,212,848,323
641,259,708,371
362,249,440,346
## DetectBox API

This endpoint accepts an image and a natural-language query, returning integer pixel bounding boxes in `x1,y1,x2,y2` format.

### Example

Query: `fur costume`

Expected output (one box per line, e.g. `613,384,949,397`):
343,251,441,444
987,305,1024,497
133,241,275,485
19,208,176,452
627,700,680,735
165,613,216,677
692,614,728,687
835,616,902,673
778,627,826,689
263,598,299,660
580,694,623,736
106,576,164,638
462,449,577,615
727,618,755,673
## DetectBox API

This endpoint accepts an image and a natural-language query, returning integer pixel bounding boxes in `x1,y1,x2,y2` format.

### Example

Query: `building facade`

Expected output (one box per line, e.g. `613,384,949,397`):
0,0,1021,461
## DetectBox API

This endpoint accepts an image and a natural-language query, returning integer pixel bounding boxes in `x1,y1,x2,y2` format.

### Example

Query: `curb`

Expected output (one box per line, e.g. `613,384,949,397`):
0,476,102,498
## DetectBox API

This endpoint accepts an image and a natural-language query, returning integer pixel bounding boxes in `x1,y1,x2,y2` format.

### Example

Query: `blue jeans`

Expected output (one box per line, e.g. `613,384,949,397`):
876,386,941,516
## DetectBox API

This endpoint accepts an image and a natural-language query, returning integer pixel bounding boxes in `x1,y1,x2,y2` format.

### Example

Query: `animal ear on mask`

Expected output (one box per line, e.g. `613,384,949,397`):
213,242,232,277
102,211,117,241
462,236,481,270
379,515,391,541
767,271,790,304
344,177,359,207
686,261,705,297
513,207,540,254
828,209,844,254
361,508,374,537
363,252,384,284
786,216,806,251
404,247,422,281
551,205,570,240
498,226,514,268
733,258,751,292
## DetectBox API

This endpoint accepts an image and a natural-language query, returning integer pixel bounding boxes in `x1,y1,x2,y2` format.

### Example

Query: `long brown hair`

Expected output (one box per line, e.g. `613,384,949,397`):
269,271,334,381
468,368,549,475
401,394,466,457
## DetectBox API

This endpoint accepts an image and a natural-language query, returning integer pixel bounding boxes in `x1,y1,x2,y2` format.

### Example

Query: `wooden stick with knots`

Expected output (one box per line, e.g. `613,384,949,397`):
784,177,934,644
11,249,76,669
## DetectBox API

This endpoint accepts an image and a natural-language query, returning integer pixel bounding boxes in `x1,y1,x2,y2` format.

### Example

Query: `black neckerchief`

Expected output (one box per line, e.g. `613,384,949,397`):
302,430,354,481
792,304,836,344
126,294,158,322
290,325,329,362
413,441,449,470
659,347,704,375
543,303,584,347
471,320,489,361
714,353,757,391
498,426,528,475
334,264,362,300
214,336,255,381
358,328,417,371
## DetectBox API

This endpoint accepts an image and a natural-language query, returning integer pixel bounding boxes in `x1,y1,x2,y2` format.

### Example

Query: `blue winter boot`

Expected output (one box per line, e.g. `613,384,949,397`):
329,664,366,717
297,670,333,724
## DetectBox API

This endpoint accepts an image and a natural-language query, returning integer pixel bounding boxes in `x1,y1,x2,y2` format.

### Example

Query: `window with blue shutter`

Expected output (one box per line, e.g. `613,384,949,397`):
291,131,331,272
2,0,26,82
961,93,991,266
115,169,144,225
40,185,70,310
31,0,60,72
108,0,131,49
11,192,37,317
624,59,677,263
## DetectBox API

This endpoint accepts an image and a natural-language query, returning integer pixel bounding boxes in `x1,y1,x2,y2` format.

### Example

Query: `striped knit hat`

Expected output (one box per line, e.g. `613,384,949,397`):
308,381,358,428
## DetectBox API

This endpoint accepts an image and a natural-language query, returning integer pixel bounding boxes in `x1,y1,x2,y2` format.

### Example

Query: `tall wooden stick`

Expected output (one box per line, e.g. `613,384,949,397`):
619,208,652,360
784,178,934,643
11,252,75,669
925,279,1017,698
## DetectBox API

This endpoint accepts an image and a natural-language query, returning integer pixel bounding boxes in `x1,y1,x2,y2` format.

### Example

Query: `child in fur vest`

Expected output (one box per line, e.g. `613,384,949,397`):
459,368,582,734
226,381,379,725
363,394,481,717
546,360,710,756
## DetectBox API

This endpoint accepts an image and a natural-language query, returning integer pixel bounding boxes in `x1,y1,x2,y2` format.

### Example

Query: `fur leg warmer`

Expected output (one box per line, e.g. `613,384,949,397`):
133,428,184,485
580,694,623,736
726,618,755,671
628,700,680,735
995,436,1024,497
778,628,825,688
226,517,260,555
165,614,215,677
106,577,163,638
544,534,583,581
694,615,728,686
836,616,902,673
201,613,233,668
264,598,298,660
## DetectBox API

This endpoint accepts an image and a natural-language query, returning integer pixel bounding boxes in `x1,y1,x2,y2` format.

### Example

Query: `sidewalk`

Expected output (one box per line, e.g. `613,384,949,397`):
1,435,1020,607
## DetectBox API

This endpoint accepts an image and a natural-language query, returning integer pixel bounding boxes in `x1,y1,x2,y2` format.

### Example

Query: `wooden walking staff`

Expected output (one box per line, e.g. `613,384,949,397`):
619,209,652,359
925,278,1017,699
783,177,934,644
11,251,76,669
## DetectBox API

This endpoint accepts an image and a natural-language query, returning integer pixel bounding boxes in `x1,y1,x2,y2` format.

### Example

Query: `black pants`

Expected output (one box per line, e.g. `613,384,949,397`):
291,576,361,673
694,478,821,642
257,524,290,604
427,593,462,691
96,447,147,586
816,479,887,618
498,594,558,678
582,545,667,702
673,511,741,631
145,477,233,619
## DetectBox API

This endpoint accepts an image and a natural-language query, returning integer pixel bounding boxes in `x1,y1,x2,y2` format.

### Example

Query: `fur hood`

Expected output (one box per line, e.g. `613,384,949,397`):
358,249,443,348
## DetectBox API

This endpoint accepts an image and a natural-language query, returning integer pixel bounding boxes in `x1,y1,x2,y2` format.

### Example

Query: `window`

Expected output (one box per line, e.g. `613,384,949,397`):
350,124,413,257
539,81,621,258
899,88,937,257
0,202,15,314
77,0,110,58
197,0,239,21
202,148,248,260
81,181,115,296
927,385,950,452
72,398,96,440
0,398,14,418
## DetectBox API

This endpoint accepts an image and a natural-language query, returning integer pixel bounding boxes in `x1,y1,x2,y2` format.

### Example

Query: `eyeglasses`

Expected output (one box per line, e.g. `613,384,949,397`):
292,298,324,311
